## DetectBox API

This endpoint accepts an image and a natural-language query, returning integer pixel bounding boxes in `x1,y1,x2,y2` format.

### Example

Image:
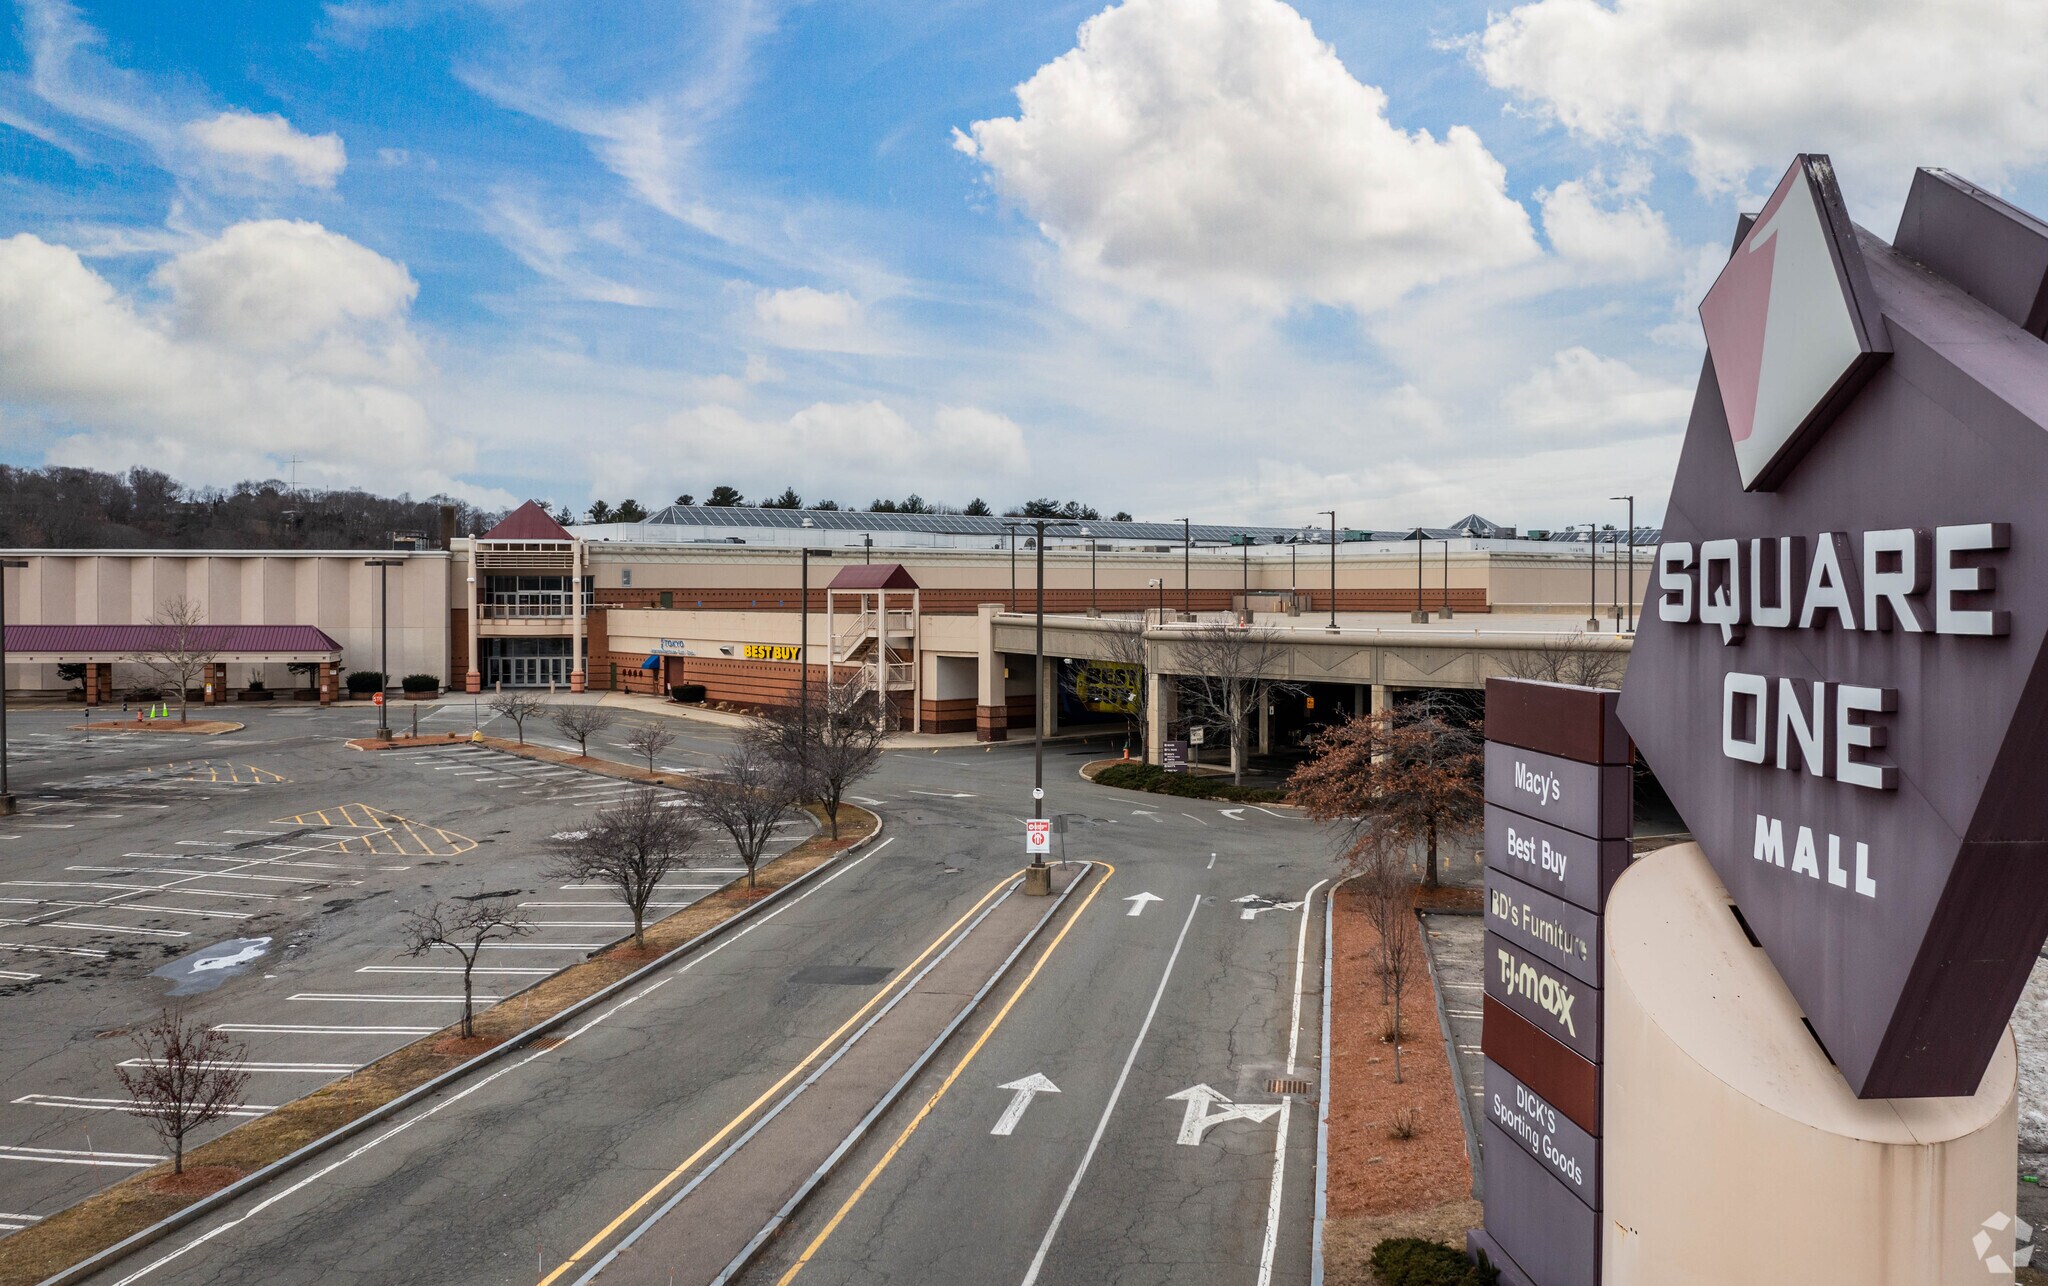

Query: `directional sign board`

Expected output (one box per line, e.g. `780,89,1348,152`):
1473,678,1630,1286
1025,818,1051,856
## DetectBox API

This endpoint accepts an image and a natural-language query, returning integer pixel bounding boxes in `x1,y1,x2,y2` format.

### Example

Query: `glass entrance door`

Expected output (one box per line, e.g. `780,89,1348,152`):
483,639,574,687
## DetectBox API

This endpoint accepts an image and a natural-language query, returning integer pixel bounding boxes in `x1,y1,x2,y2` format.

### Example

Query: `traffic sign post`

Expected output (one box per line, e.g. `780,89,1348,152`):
1025,819,1052,856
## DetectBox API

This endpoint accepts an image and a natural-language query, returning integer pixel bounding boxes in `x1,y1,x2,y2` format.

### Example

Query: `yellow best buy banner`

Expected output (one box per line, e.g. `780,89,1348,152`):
742,644,802,661
1065,659,1140,714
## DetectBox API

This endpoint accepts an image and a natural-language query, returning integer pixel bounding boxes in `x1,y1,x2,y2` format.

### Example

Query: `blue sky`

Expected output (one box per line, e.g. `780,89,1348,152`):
4,0,2047,528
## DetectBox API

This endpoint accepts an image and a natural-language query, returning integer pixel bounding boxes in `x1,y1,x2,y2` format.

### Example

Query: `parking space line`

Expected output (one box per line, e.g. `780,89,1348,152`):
43,921,190,938
13,1094,277,1118
288,992,505,1004
0,941,106,958
357,965,550,976
0,1144,163,1168
213,1025,438,1037
119,1059,362,1075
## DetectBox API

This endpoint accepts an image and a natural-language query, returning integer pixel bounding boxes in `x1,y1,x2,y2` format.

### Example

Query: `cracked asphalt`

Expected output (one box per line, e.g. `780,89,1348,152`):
23,704,1341,1286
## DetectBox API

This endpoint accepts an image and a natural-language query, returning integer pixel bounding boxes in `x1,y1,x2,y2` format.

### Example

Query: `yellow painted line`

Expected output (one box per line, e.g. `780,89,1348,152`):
773,863,1113,1285
534,870,1024,1286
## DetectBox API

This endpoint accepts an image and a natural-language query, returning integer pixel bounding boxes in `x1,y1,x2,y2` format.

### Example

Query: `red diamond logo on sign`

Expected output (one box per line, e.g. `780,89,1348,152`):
1697,154,1890,491
1025,819,1051,856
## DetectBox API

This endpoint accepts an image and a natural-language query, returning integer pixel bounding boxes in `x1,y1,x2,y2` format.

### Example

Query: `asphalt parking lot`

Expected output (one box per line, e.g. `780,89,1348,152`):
0,704,809,1236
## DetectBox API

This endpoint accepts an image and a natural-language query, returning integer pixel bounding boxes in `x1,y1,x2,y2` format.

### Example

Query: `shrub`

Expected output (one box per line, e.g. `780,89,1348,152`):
347,670,384,694
669,684,707,704
246,677,266,691
1368,1238,1498,1286
1387,1106,1421,1140
1092,761,1287,804
57,662,87,690
401,673,440,693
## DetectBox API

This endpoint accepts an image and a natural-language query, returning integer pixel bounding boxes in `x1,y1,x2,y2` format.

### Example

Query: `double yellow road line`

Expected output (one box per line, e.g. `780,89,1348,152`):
537,866,1053,1284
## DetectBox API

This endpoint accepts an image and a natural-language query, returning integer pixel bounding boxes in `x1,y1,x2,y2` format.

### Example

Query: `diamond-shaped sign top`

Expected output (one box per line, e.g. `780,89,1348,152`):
1698,154,1890,491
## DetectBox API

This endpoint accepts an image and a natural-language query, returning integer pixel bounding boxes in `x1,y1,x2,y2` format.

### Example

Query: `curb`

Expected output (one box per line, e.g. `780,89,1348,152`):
34,814,888,1286
1418,906,1483,1200
1310,873,1355,1286
702,862,1099,1286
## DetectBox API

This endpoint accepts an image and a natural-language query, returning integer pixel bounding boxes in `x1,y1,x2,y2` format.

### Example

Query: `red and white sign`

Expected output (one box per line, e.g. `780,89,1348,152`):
1025,819,1051,855
372,692,385,706
1698,154,1890,491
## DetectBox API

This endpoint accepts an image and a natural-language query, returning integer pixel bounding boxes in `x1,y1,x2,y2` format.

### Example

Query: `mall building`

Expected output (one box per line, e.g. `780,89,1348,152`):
3,501,1648,760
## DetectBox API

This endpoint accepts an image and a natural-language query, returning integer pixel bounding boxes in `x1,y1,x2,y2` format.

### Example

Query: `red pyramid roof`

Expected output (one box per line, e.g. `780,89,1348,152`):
483,500,574,541
828,563,918,590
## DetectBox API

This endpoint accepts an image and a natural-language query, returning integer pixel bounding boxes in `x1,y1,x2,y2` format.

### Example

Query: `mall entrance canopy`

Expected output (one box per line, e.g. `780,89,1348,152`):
3,624,345,704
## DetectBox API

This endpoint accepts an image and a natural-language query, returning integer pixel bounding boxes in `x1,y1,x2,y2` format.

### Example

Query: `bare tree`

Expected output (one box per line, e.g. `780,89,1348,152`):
113,1009,250,1174
549,788,703,948
622,721,679,774
130,596,220,723
1171,624,1301,786
1499,635,1626,689
401,896,534,1037
745,678,887,839
1356,850,1418,1084
1095,615,1151,757
696,739,800,887
550,703,616,757
490,691,547,744
1289,693,1484,889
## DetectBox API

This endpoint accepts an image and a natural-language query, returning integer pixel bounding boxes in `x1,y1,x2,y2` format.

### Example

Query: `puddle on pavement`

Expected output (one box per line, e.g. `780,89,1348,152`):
150,936,273,996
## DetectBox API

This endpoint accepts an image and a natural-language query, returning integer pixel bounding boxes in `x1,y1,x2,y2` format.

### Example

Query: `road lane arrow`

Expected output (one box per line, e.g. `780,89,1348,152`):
909,790,978,798
1219,808,1247,821
1124,892,1164,917
1233,895,1305,922
1166,1083,1282,1146
991,1073,1060,1136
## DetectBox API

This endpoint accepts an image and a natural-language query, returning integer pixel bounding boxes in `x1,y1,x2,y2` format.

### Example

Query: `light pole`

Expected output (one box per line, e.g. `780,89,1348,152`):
1611,495,1636,631
1440,539,1454,620
365,558,403,739
799,519,814,737
1020,517,1076,894
1149,577,1163,623
1408,530,1430,624
1584,527,1600,631
1179,518,1191,616
1317,511,1337,631
0,559,26,816
1007,525,1018,612
1081,527,1097,615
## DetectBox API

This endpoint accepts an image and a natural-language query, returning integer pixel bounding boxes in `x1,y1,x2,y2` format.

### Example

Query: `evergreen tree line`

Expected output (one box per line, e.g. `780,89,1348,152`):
0,464,502,550
568,488,1132,525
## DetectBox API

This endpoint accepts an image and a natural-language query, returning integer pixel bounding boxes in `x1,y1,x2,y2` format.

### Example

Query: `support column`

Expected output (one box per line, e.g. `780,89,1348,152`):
203,662,225,706
1371,683,1391,717
1353,683,1367,718
1145,671,1173,766
568,540,586,693
318,660,335,706
975,603,1007,742
464,557,481,694
1257,695,1271,755
84,662,101,707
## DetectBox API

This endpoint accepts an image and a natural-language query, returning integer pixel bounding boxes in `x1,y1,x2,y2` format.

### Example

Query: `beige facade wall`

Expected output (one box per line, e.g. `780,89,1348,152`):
3,550,451,691
1603,844,2017,1285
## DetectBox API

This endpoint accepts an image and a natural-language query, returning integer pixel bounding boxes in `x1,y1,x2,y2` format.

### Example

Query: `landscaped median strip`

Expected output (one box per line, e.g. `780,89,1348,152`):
7,800,883,1286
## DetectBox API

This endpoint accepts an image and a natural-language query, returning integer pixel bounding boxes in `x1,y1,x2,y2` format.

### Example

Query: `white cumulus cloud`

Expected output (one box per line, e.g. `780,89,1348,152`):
1539,178,1676,277
753,286,869,350
1506,346,1692,434
592,399,1029,502
183,109,347,188
0,224,489,498
1473,0,2048,213
957,0,1538,313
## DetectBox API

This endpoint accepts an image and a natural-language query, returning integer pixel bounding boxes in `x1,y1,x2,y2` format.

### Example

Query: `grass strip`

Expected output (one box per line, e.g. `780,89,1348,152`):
3,794,877,1286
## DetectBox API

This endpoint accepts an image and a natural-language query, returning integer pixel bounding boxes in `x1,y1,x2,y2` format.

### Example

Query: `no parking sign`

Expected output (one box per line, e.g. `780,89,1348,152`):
1025,818,1051,856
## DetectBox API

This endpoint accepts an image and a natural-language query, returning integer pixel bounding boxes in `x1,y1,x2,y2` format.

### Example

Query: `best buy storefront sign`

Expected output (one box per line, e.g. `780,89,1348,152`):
742,644,801,661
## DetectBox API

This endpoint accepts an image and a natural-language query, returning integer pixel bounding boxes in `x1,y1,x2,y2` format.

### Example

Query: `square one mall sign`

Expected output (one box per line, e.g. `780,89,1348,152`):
1619,155,2048,1098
